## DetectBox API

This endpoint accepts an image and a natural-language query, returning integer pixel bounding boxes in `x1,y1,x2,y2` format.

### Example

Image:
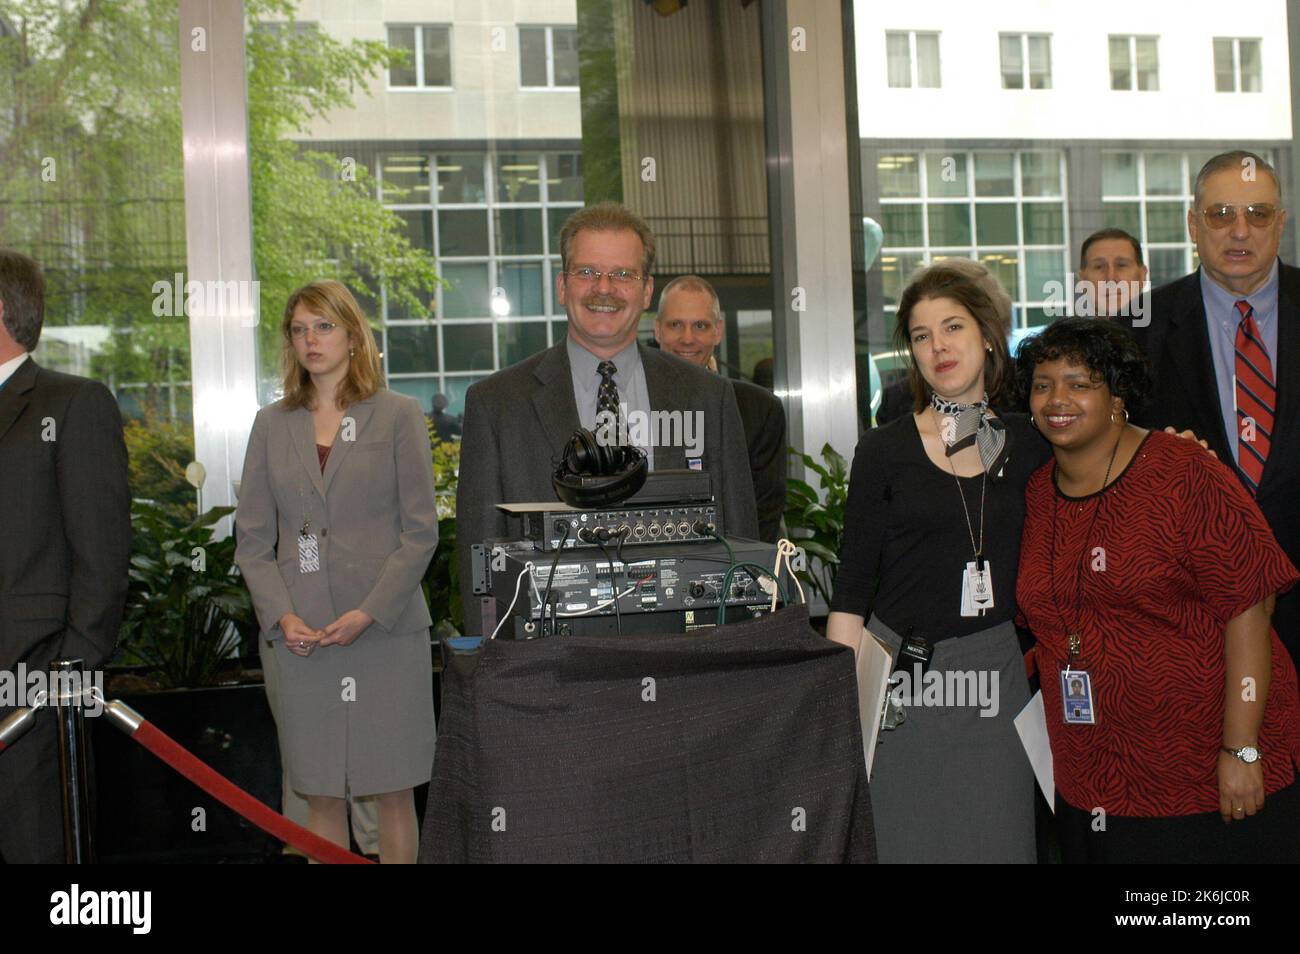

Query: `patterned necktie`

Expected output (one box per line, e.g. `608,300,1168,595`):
596,360,622,436
1234,299,1275,493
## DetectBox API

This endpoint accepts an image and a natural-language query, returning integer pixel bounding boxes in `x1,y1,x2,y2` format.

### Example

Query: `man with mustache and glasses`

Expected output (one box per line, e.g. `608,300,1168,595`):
1130,151,1300,667
455,203,758,636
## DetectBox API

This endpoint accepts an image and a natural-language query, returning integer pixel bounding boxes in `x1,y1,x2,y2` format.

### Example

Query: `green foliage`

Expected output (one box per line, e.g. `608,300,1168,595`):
423,423,463,635
118,502,258,689
122,415,197,523
783,443,850,605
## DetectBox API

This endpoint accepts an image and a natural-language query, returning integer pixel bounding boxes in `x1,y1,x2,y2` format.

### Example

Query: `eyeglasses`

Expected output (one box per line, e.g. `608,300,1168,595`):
288,321,339,339
565,266,645,285
1199,203,1282,230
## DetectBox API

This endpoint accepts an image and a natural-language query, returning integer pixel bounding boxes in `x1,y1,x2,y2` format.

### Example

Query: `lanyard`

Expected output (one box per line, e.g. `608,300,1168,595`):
935,409,986,565
1047,431,1122,666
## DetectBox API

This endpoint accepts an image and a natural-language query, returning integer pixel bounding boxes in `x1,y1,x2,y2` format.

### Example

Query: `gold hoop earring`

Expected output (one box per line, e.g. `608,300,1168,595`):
1030,414,1039,430
1111,407,1129,426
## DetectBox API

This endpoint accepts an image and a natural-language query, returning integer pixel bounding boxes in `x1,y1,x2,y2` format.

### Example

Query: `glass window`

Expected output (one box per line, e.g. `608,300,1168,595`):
925,151,966,198
880,252,924,307
546,152,584,202
440,376,485,417
1136,36,1159,90
520,27,548,87
396,210,434,252
927,205,970,247
916,33,940,88
422,26,452,86
495,209,545,255
381,154,430,203
886,32,911,88
438,209,489,256
436,155,486,204
1103,202,1142,237
1109,36,1131,90
498,262,545,317
1145,151,1182,194
496,153,541,202
1103,152,1139,195
878,153,920,197
881,204,923,246
976,204,1017,245
1021,152,1062,197
388,26,417,87
498,321,549,366
553,27,579,86
999,34,1023,89
386,324,439,373
974,152,1014,196
1148,248,1189,288
443,324,494,371
1025,250,1066,303
1214,38,1236,91
978,252,1020,303
1146,202,1185,243
1021,204,1064,245
1240,39,1262,92
1027,35,1051,89
441,263,491,318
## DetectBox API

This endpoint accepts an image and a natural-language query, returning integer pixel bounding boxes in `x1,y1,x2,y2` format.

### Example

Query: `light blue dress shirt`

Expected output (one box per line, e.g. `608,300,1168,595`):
566,335,655,470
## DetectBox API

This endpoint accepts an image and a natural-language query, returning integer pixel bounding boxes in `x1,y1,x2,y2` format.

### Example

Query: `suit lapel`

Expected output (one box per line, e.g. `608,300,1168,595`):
1261,262,1300,493
531,343,582,458
323,398,377,495
0,357,37,444
642,345,686,470
1165,271,1232,457
289,405,328,501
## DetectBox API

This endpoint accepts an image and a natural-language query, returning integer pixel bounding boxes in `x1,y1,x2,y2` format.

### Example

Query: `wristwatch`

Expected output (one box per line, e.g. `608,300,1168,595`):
1222,745,1262,764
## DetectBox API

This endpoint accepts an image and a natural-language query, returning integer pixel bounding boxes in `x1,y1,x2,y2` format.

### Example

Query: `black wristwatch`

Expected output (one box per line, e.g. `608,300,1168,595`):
1222,745,1261,764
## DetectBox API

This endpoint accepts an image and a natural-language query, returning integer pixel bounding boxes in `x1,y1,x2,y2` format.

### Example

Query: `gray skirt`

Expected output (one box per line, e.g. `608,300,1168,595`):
260,628,436,798
867,615,1035,864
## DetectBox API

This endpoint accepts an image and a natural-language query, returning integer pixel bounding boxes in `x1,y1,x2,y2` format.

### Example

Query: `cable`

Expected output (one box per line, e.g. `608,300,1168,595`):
490,562,533,640
593,539,623,636
554,576,652,617
539,525,571,636
773,538,806,610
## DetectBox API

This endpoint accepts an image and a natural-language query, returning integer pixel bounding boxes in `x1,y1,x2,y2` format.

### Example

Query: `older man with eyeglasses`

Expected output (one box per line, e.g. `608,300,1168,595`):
1130,150,1300,669
454,203,758,637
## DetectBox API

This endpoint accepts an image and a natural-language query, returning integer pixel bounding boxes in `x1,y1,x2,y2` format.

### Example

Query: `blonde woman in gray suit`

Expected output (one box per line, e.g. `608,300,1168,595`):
235,280,438,864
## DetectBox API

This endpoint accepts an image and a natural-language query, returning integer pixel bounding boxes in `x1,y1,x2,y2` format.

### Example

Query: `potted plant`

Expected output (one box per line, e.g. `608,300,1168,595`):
783,443,850,627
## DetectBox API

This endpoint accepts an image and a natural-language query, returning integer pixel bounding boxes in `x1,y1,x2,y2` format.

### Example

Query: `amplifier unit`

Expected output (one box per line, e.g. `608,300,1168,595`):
501,503,719,551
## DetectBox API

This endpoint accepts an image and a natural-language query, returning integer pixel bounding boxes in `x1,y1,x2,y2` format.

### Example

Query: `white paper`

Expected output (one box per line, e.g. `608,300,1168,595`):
856,627,894,780
1014,690,1055,812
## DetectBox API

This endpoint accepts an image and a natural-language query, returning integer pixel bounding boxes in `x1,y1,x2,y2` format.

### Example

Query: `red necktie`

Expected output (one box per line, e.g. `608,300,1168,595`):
1234,299,1274,493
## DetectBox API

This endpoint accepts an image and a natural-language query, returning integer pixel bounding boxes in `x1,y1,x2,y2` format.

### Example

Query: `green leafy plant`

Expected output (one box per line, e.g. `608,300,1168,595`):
122,415,197,524
118,502,258,689
783,443,850,605
422,426,463,636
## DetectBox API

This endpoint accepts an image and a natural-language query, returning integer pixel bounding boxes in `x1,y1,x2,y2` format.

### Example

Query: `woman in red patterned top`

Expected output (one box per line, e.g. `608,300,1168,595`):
1015,318,1300,863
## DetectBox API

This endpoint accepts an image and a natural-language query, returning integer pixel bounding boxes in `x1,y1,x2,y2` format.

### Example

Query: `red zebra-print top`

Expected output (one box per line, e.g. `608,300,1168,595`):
1018,429,1300,817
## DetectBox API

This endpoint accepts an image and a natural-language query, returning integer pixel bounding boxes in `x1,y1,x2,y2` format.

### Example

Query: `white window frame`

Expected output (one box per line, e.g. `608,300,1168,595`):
386,23,453,92
885,30,941,89
1214,36,1262,93
519,25,579,90
999,32,1052,90
1109,34,1159,91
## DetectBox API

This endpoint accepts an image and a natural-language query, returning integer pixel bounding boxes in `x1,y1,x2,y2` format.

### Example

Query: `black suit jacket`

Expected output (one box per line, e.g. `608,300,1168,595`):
0,357,130,862
0,358,130,671
1130,264,1300,662
456,340,759,635
732,379,786,543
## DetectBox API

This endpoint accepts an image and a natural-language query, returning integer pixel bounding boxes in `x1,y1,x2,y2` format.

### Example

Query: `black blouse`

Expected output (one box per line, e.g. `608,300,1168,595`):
830,412,1051,642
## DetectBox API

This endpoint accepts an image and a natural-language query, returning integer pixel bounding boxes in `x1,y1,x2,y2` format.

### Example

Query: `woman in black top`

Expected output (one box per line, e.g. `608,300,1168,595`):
827,261,1051,863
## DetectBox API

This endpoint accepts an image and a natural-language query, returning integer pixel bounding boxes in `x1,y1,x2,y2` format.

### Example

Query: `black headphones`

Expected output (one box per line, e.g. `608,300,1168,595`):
552,428,648,507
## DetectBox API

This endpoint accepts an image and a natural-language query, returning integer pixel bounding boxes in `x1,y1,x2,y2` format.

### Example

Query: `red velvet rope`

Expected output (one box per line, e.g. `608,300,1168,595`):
131,721,373,865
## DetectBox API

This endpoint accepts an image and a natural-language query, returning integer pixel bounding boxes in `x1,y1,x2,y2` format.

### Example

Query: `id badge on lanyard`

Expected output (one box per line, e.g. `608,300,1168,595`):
297,481,321,574
960,557,994,617
1061,632,1096,724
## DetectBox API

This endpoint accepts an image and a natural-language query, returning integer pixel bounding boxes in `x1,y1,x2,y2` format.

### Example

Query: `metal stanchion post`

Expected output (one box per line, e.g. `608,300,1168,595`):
52,658,95,864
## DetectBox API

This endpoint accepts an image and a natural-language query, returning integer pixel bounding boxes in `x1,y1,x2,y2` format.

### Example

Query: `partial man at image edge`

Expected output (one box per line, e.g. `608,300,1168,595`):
654,274,787,543
1127,150,1300,667
0,249,131,863
455,204,759,637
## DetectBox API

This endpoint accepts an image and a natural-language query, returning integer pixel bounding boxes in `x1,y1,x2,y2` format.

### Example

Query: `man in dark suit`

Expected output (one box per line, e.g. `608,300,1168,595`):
1128,151,1300,665
456,205,758,636
0,249,131,862
654,274,786,543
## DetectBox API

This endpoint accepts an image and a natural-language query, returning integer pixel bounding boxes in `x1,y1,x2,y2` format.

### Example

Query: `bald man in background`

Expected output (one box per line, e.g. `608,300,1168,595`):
654,275,786,543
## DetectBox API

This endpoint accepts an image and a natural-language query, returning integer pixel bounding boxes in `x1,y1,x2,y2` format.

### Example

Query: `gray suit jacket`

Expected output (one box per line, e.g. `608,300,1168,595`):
456,339,759,635
235,389,439,640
